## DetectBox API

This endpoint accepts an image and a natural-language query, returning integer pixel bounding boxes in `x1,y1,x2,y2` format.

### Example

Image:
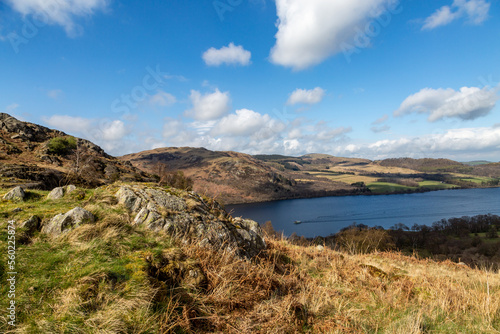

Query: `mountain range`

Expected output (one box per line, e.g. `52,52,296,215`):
2,113,499,204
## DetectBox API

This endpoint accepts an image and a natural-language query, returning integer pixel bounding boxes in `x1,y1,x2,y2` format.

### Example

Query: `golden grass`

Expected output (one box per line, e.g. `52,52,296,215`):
2,183,500,333
152,237,500,333
308,172,378,185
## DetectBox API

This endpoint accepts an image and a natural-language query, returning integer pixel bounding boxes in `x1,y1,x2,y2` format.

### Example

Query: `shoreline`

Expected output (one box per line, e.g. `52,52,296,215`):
224,184,500,206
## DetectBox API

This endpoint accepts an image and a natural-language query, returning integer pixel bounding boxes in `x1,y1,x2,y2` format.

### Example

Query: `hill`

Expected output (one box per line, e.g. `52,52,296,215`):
120,147,359,204
2,183,500,333
0,113,151,189
123,148,500,204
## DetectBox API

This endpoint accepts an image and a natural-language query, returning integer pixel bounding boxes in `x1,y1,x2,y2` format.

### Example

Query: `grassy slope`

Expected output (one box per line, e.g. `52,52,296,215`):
1,185,500,333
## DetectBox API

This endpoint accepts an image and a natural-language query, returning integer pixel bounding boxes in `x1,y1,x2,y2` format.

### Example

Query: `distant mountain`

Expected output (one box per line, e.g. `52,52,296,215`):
2,113,499,202
0,113,151,189
463,160,493,166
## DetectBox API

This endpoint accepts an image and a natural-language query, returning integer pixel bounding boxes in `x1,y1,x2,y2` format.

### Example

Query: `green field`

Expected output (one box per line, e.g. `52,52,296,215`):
459,177,495,184
367,182,416,194
418,181,457,189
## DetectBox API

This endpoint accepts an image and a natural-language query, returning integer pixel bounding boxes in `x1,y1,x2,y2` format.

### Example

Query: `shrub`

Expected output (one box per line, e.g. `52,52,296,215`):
47,137,77,156
335,224,395,254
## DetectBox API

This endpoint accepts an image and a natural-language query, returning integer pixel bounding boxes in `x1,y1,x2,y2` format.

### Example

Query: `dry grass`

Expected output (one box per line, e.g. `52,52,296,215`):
2,183,500,333
151,237,500,333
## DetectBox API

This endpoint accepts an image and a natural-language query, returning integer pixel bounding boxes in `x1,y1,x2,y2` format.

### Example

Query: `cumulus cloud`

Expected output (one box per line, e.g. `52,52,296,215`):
394,86,499,122
148,90,176,107
270,0,398,70
100,120,128,141
422,0,490,30
5,0,108,36
360,126,500,160
211,109,273,137
43,114,93,133
185,89,231,121
43,115,132,155
202,43,251,67
287,87,325,105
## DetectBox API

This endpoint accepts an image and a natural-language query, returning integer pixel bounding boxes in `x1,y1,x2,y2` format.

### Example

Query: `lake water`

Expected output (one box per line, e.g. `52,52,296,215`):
227,188,500,238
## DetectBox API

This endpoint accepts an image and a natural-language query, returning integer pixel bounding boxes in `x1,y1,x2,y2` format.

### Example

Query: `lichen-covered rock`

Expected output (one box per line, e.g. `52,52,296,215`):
42,207,95,236
65,185,77,194
47,187,65,200
20,215,41,233
3,186,26,201
115,185,266,258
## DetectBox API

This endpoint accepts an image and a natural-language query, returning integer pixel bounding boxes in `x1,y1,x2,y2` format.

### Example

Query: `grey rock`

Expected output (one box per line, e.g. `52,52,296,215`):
116,185,266,258
42,207,95,236
3,186,26,201
65,185,77,194
47,187,65,200
20,216,41,234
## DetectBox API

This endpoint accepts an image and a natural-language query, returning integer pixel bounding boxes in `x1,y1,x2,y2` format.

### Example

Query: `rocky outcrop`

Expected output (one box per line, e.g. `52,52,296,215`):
115,185,266,258
0,113,60,142
3,186,26,201
42,207,95,236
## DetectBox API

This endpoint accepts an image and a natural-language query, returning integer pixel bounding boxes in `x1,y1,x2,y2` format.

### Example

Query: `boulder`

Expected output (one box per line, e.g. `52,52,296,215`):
116,185,266,258
42,207,95,236
47,187,65,200
20,216,41,234
65,185,77,194
3,186,26,201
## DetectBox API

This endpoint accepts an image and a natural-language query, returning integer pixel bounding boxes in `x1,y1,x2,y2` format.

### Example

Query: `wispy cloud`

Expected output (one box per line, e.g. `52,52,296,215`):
5,0,109,36
422,0,490,30
47,89,63,99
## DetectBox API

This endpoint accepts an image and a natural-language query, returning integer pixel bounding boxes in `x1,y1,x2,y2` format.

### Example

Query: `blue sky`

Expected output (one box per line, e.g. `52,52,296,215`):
1,0,499,161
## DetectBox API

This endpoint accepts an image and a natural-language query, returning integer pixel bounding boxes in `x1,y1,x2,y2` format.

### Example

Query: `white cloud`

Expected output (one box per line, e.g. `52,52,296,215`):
43,115,132,155
211,109,272,137
43,114,93,133
359,126,500,160
202,43,252,67
6,0,108,36
100,120,128,141
394,86,499,122
287,87,326,105
47,89,63,99
185,89,231,121
422,0,490,30
162,118,183,138
270,0,397,70
148,90,176,107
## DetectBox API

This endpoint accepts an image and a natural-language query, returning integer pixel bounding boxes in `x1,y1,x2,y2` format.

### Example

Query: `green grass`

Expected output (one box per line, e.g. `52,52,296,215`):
0,185,180,333
367,182,416,194
459,177,496,184
418,181,458,189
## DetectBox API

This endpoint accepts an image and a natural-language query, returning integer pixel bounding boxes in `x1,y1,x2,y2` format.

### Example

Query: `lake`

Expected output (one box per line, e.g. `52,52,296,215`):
227,188,500,238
